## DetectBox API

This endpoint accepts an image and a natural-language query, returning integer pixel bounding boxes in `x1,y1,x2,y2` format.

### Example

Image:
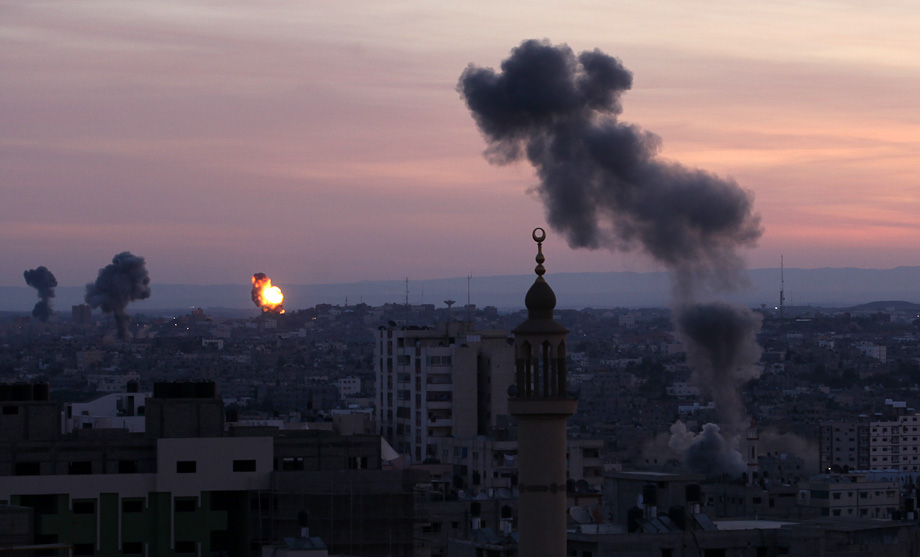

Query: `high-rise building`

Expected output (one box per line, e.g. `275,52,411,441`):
869,415,920,471
375,319,514,463
820,415,920,473
820,421,870,472
71,304,92,325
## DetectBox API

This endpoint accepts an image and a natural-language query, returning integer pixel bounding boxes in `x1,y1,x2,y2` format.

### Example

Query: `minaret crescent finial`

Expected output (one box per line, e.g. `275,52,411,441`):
532,228,546,278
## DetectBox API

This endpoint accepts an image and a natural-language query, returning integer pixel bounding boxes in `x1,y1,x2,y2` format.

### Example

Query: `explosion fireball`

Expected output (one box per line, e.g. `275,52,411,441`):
251,273,284,314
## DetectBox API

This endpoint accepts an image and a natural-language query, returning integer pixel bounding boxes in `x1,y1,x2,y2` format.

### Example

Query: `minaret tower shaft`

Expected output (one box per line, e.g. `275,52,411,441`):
509,228,578,557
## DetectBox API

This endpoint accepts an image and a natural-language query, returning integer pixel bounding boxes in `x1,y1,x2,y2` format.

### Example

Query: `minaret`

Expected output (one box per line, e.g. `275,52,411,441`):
509,228,578,557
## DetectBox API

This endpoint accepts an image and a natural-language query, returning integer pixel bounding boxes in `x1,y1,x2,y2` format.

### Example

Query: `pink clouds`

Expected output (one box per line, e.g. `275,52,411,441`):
2,1,919,289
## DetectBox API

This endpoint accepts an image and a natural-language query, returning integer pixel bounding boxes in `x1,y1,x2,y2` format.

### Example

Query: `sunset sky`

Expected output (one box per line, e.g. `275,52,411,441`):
3,1,919,288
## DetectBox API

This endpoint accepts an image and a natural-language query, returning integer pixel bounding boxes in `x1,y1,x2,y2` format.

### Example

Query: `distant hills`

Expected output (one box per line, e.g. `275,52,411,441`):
2,266,919,315
0,267,920,313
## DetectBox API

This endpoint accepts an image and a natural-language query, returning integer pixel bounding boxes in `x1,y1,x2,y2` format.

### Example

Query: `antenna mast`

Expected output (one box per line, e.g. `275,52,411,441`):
405,277,409,325
779,256,785,319
467,273,472,323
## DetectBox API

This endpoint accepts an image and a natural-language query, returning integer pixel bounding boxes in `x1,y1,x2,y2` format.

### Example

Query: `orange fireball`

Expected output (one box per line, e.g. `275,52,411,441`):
251,273,285,314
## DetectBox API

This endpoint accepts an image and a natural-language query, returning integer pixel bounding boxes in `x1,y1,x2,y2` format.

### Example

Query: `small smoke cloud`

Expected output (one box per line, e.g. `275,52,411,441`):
644,421,747,477
676,301,762,431
23,266,58,322
85,252,151,340
682,423,747,477
458,39,761,291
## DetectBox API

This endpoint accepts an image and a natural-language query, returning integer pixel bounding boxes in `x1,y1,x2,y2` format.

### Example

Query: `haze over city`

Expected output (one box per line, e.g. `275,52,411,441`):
3,1,919,293
5,4,920,553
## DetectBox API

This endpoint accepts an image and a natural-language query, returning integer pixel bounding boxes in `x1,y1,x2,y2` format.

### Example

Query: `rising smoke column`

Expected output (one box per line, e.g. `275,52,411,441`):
671,302,762,475
677,301,762,431
85,252,151,339
23,266,58,322
460,40,764,476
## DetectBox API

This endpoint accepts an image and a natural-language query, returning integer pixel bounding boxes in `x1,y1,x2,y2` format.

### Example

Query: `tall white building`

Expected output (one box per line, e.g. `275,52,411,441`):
375,320,514,463
820,414,920,473
870,414,920,471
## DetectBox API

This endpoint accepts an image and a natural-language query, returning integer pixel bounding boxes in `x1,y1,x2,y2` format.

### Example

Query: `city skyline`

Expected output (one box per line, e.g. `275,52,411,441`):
3,1,919,288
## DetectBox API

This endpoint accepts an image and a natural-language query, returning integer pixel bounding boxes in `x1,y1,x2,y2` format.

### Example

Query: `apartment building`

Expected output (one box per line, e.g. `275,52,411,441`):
430,436,605,494
799,473,900,519
819,421,870,471
821,415,920,473
0,382,426,556
869,414,920,471
374,320,514,463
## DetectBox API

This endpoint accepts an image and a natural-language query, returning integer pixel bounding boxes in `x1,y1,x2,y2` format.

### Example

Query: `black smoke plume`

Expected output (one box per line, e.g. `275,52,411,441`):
23,266,58,322
85,252,151,340
458,39,761,295
461,40,765,476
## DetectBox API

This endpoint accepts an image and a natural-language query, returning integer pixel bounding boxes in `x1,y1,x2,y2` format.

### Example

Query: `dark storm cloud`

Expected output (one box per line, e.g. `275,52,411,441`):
23,266,58,322
85,252,151,340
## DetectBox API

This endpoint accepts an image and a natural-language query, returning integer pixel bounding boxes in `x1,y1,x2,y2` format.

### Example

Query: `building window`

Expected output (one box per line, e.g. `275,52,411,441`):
233,459,256,472
174,541,196,554
174,498,197,513
14,462,40,476
118,460,138,474
72,500,95,514
2,406,18,415
73,543,95,556
280,457,304,471
19,495,56,515
68,461,92,475
122,499,144,513
176,461,196,473
122,542,143,554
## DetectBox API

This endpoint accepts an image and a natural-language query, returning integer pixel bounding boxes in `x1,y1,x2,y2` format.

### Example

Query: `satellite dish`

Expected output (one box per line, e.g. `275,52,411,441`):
576,479,590,493
496,488,512,499
569,506,592,524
